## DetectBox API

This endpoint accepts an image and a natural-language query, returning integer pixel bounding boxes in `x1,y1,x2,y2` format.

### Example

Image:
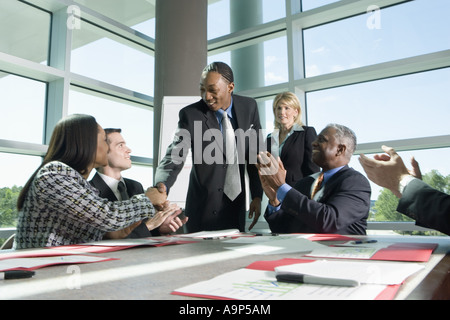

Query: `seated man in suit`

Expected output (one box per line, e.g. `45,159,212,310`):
258,123,371,235
91,128,187,238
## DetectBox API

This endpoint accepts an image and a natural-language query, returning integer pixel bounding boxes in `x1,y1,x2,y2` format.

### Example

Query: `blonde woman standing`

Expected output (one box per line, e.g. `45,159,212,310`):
267,92,319,186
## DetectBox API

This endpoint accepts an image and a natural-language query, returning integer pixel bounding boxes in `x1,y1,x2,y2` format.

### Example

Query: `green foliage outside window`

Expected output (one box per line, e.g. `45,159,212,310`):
371,170,449,236
0,186,22,228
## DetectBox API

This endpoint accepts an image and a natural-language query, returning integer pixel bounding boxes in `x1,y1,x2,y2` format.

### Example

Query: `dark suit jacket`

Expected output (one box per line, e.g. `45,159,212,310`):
155,95,263,232
267,126,320,187
265,166,371,235
90,173,156,238
397,178,450,235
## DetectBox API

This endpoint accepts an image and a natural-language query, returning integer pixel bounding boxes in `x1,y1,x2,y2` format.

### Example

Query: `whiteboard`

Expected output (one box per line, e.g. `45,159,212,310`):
158,96,199,207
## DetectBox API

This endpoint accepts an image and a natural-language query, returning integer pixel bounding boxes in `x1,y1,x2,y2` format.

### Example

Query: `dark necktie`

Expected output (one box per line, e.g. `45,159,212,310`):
311,172,324,199
117,181,129,200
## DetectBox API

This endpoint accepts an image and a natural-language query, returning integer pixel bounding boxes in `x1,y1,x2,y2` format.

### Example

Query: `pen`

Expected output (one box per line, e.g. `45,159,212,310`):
0,270,35,280
353,240,378,244
276,273,359,287
203,236,225,240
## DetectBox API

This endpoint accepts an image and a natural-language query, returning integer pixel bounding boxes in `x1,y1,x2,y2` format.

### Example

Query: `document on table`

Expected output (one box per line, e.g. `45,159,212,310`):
275,260,424,285
307,246,378,259
173,268,387,300
306,241,437,262
223,234,309,244
0,255,115,271
82,237,170,246
224,235,326,255
176,229,243,239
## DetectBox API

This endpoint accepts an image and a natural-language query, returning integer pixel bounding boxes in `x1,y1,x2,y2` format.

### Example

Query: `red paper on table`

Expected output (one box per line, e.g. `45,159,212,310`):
370,242,438,262
306,234,358,242
45,238,196,254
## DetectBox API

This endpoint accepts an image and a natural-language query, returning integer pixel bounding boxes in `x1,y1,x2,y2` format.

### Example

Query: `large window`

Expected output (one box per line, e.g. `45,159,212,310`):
0,0,155,236
303,0,450,77
301,0,339,11
207,0,286,40
71,20,154,95
0,0,51,64
69,87,154,158
208,35,288,91
306,68,450,143
1,0,449,236
0,73,47,144
208,0,450,234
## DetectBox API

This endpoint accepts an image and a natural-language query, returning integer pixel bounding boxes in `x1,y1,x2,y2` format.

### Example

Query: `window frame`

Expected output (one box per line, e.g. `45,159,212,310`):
207,0,450,233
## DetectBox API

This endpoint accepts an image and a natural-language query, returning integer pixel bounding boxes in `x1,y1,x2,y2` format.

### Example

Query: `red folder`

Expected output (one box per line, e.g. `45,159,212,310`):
370,242,437,262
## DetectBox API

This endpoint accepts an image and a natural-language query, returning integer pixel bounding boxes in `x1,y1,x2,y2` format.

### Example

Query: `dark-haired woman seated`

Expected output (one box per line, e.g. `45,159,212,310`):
14,114,178,249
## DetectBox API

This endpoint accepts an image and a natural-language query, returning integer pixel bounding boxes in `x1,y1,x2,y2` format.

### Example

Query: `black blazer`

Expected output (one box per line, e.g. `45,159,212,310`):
267,126,320,187
90,173,156,238
155,95,263,232
397,178,450,235
265,166,371,235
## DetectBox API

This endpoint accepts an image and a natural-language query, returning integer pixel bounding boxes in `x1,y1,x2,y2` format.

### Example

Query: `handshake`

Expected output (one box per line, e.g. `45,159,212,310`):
145,182,170,210
144,182,188,234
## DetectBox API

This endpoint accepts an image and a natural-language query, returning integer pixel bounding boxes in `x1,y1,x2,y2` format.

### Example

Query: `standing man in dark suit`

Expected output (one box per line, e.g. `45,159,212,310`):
258,124,371,235
155,62,263,232
91,128,187,238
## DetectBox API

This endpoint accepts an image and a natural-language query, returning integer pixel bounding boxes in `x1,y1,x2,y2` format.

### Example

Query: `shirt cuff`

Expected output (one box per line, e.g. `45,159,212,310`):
277,183,292,202
266,184,291,217
267,202,281,216
398,175,416,195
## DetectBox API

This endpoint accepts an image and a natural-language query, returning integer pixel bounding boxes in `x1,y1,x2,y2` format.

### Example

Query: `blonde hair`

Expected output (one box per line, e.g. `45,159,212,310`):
272,92,303,129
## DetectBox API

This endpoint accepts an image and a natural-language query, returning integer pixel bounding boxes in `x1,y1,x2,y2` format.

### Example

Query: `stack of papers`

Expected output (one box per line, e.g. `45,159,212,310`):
172,259,424,300
275,260,424,285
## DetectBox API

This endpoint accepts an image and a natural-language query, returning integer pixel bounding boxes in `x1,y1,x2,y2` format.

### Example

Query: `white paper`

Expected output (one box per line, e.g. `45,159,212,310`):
223,234,309,244
334,240,392,249
173,268,387,300
0,255,112,271
176,229,241,239
224,236,327,255
82,238,167,246
275,260,424,285
307,246,378,259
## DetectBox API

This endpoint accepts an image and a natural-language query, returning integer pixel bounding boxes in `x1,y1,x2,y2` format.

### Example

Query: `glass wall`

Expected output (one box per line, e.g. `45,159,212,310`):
0,73,46,144
71,20,155,95
306,68,450,143
0,0,51,64
207,0,450,234
1,0,449,236
207,0,286,40
68,87,154,159
0,0,155,236
303,0,450,77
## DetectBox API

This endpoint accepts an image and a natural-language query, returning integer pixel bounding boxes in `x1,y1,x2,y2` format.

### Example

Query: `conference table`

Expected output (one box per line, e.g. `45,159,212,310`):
1,233,449,301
